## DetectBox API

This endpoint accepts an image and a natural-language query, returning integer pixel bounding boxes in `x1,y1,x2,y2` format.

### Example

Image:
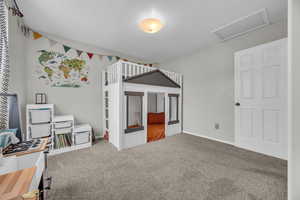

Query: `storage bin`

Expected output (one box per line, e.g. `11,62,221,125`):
54,127,72,135
74,124,91,132
29,109,51,124
75,131,90,145
29,124,51,138
54,121,73,129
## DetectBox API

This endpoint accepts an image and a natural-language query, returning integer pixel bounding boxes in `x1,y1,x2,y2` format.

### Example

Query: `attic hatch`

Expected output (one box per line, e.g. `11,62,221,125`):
212,9,270,41
124,70,181,88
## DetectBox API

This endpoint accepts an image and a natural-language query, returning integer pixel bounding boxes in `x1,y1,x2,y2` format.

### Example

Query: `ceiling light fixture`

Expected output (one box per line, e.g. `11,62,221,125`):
139,18,164,34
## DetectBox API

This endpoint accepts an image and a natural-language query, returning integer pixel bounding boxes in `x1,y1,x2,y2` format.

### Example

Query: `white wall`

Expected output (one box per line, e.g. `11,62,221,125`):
7,17,142,138
289,0,300,199
162,21,287,143
8,15,27,135
24,37,124,137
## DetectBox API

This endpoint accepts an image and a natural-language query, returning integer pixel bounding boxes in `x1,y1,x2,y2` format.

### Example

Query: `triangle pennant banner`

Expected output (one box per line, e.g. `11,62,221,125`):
76,50,83,57
48,39,57,47
33,32,43,40
107,56,113,61
98,55,103,61
63,45,71,53
87,52,94,59
31,32,124,63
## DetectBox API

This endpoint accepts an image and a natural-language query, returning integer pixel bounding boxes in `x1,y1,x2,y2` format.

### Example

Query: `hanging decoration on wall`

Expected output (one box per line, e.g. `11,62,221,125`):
33,32,43,40
7,0,23,17
29,30,154,66
63,45,71,53
107,56,113,62
18,22,30,38
87,52,94,59
76,50,83,57
6,0,32,38
36,50,90,88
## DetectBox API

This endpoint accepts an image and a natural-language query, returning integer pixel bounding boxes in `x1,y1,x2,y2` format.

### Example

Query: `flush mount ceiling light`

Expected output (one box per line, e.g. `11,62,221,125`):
139,18,164,34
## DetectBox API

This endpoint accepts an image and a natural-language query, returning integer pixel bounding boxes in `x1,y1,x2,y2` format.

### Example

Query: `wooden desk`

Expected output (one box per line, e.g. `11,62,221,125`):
0,167,36,200
4,138,49,158
1,138,50,200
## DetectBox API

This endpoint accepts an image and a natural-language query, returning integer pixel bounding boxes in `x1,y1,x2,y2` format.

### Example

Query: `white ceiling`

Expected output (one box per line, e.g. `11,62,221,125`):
17,0,287,63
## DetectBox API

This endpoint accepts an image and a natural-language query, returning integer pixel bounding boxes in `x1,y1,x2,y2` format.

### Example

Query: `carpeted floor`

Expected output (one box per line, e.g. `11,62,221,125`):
48,133,287,200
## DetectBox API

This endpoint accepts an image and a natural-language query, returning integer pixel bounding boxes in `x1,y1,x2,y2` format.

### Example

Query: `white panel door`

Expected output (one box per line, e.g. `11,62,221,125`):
235,38,287,159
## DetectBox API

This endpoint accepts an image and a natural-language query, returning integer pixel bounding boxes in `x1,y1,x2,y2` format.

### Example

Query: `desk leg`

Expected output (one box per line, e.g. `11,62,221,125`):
39,147,52,200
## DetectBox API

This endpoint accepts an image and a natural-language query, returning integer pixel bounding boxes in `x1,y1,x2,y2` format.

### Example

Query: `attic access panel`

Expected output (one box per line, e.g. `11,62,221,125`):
212,9,270,41
124,70,181,88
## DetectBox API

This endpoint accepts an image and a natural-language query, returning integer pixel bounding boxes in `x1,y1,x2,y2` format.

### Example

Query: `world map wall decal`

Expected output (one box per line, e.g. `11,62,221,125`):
36,50,90,88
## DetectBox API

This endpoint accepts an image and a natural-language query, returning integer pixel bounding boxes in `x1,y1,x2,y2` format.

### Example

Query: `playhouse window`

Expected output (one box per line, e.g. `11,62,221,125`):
125,92,144,133
168,94,179,125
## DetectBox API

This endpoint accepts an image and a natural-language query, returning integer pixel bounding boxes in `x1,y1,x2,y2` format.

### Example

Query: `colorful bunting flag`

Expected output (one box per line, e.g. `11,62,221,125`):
87,52,94,59
107,56,113,61
76,50,83,57
63,45,71,53
33,32,42,40
30,30,153,66
48,39,57,47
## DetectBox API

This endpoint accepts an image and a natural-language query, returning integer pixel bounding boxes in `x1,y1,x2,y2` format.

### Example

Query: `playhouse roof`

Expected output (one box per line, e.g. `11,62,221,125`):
124,69,181,88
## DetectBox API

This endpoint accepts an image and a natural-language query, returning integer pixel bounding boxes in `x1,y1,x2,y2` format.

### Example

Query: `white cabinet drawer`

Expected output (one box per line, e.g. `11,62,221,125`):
54,121,73,129
29,109,51,124
54,127,72,135
75,132,90,145
30,124,52,138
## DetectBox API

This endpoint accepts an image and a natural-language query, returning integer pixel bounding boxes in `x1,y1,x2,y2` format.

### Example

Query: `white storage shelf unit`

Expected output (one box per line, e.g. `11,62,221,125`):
51,117,92,156
26,104,54,140
26,104,92,155
102,61,183,150
52,115,74,154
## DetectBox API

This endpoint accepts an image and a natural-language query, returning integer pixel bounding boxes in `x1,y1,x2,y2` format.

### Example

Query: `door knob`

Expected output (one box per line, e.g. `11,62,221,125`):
235,102,240,106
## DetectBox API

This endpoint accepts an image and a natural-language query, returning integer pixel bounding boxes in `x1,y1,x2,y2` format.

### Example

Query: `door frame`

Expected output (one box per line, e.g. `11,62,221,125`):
234,38,288,159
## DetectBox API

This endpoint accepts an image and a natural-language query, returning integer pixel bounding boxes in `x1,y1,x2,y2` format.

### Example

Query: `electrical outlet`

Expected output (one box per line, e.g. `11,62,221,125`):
214,123,220,130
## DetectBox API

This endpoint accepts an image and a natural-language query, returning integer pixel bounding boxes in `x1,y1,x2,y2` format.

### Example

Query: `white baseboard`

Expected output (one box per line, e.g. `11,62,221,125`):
184,131,287,160
183,130,235,146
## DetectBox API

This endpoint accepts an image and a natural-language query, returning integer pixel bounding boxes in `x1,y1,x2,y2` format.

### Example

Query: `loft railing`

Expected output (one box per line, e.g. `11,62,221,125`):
103,61,182,86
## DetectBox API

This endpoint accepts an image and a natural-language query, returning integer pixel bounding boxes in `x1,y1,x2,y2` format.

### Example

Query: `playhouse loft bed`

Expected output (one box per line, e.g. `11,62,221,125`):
102,60,183,150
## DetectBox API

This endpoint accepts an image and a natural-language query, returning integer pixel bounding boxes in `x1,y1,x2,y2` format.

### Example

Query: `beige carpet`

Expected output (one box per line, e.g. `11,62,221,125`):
48,133,287,200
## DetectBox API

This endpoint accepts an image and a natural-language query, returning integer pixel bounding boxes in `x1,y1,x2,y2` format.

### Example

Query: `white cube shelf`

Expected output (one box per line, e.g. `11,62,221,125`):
26,104,92,155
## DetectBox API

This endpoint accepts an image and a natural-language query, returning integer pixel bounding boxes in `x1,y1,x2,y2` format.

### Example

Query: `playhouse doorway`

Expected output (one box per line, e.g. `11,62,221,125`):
147,92,165,142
